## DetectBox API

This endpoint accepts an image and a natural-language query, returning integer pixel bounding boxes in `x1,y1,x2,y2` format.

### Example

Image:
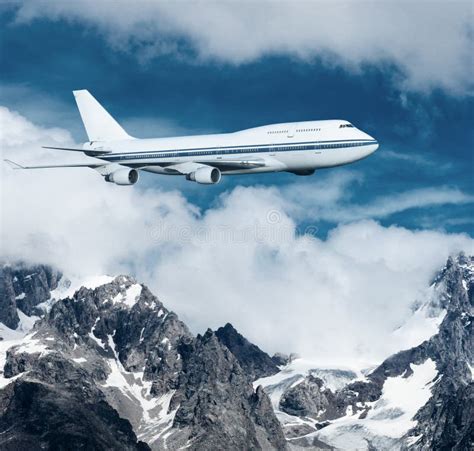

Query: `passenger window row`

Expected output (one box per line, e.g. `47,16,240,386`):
109,141,372,161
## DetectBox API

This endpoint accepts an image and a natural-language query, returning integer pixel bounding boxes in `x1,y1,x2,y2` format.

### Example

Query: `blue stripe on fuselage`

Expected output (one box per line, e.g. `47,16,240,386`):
100,139,378,162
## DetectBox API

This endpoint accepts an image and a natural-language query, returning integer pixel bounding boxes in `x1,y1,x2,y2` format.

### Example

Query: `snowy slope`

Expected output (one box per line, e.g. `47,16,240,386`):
255,359,363,408
255,254,473,450
313,359,438,450
0,273,115,388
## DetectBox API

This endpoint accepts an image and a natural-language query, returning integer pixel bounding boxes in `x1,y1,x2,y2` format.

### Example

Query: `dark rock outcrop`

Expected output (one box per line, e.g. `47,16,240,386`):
215,322,280,380
43,277,193,396
168,329,287,450
272,352,290,366
280,375,331,418
0,379,150,451
0,263,61,329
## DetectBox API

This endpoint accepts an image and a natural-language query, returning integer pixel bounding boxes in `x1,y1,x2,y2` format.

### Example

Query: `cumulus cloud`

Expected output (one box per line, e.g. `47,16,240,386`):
2,107,473,367
9,1,473,94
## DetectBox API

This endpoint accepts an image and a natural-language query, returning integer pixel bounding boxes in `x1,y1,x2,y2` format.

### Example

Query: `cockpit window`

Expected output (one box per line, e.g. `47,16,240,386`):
339,124,354,128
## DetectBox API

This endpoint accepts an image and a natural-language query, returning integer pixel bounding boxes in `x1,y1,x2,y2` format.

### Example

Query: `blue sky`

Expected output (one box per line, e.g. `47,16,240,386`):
2,2,474,355
1,3,473,237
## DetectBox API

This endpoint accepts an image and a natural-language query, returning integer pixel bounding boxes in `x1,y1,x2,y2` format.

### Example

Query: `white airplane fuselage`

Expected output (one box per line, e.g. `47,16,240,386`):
5,91,379,185
88,119,378,178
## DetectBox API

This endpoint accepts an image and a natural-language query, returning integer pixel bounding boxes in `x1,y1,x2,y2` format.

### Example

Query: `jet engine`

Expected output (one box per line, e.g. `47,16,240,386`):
186,167,221,184
105,168,139,185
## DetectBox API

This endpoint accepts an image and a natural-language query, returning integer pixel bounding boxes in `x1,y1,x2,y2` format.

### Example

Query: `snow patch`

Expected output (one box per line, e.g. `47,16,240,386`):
393,284,447,350
82,275,115,289
255,358,361,410
315,359,438,449
407,434,423,446
16,309,40,333
100,335,178,445
88,318,105,349
73,357,87,364
0,307,49,388
0,322,25,388
36,275,116,313
14,335,51,357
112,284,142,308
139,391,179,448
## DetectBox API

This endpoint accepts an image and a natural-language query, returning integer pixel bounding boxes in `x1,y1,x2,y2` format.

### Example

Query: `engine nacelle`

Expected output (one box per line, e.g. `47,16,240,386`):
105,168,139,185
186,167,221,184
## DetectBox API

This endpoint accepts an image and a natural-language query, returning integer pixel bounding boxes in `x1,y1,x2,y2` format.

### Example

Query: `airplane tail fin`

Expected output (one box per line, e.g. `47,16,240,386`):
73,90,134,142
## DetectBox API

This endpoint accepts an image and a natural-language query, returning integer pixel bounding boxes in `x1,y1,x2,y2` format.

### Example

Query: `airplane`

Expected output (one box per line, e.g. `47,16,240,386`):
5,90,379,185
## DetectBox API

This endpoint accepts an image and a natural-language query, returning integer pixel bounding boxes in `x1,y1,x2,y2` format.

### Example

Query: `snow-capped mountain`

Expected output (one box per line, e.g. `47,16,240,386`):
0,255,472,450
255,254,473,450
0,266,285,450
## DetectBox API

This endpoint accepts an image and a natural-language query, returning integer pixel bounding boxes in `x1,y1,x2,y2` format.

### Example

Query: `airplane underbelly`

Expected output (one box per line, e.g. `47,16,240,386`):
277,151,318,171
315,145,378,167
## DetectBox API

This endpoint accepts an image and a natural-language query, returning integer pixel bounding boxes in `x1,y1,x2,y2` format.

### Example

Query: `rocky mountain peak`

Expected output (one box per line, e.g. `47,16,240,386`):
255,254,473,450
0,264,287,450
168,327,287,450
0,263,61,329
215,322,280,380
432,253,473,307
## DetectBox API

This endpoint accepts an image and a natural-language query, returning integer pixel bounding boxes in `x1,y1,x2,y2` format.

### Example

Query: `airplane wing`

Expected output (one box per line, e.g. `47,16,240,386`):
4,159,104,169
200,158,267,171
149,158,267,175
42,146,111,156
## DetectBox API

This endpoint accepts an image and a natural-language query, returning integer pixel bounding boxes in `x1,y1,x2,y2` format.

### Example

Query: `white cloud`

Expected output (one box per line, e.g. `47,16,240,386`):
10,1,473,94
281,173,474,223
0,106,72,147
346,188,473,220
379,150,439,168
1,107,473,368
146,189,473,367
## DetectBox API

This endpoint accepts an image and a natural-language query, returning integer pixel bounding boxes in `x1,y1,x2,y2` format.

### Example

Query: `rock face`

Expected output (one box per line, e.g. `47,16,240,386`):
0,263,61,329
262,254,474,450
407,254,473,450
215,322,280,380
169,329,287,450
0,379,150,451
0,271,286,450
280,375,335,419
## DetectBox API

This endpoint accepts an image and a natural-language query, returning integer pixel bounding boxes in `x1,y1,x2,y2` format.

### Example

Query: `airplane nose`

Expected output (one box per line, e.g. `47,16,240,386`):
365,133,379,153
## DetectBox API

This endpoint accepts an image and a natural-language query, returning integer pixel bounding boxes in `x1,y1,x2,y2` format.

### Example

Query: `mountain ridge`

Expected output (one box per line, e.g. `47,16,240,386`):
0,269,285,450
0,255,472,450
256,253,473,450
